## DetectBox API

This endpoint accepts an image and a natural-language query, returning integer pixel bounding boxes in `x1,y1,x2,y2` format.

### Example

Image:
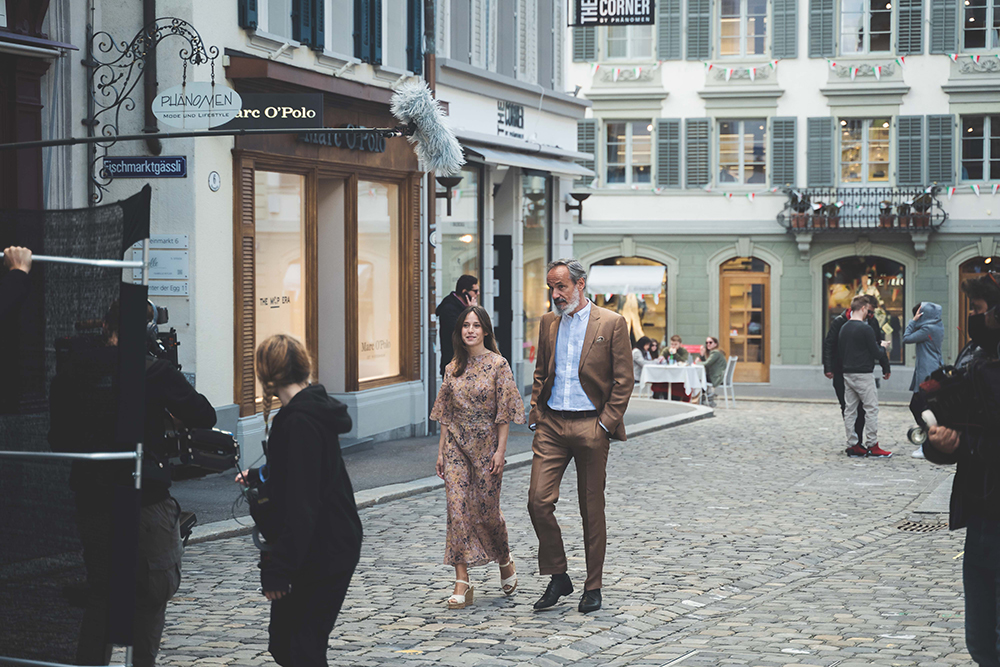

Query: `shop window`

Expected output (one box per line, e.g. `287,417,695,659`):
606,121,652,186
840,118,890,184
961,115,1000,182
959,256,1000,349
253,171,307,406
605,25,654,59
720,0,767,57
357,181,402,383
822,256,905,364
718,119,767,185
591,257,667,347
522,174,551,391
963,0,1000,50
840,0,892,54
436,165,482,311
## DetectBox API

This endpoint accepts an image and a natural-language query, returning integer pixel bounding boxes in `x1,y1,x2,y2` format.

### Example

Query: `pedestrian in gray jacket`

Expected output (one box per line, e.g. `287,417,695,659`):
903,302,944,392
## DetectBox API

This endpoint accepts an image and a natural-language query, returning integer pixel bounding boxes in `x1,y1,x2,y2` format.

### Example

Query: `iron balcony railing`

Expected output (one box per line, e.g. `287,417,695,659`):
777,186,948,232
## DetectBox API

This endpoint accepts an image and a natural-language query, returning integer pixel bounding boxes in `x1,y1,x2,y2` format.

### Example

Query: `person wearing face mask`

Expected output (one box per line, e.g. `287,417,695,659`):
923,274,1000,667
903,302,944,458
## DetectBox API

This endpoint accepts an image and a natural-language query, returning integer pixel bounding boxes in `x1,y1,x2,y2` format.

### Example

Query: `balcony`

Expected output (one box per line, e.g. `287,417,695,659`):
777,187,947,259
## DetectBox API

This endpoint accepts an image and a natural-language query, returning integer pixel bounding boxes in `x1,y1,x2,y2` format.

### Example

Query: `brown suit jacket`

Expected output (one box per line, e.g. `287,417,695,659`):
528,303,634,441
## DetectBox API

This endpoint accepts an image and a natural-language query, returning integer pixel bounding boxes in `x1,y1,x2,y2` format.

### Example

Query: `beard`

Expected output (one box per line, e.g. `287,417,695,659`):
552,289,581,317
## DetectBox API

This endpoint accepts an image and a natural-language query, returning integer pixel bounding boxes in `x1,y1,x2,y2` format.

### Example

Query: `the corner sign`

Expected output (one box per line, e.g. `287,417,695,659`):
572,0,655,25
103,156,187,178
152,82,242,129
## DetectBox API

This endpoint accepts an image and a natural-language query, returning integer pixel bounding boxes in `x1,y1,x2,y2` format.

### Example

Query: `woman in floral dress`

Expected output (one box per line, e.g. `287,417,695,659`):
431,305,525,609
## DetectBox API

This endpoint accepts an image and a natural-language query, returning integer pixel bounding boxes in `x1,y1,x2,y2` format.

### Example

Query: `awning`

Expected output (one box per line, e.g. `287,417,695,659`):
586,265,665,295
464,145,594,178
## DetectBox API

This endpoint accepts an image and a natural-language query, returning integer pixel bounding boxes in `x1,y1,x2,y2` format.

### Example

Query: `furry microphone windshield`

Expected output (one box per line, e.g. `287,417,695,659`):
390,81,465,176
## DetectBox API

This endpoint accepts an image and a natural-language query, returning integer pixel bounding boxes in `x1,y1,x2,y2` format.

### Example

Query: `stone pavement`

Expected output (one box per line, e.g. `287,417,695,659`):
155,402,968,667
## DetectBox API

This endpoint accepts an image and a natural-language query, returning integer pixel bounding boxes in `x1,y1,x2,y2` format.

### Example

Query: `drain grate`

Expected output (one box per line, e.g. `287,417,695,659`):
896,520,948,533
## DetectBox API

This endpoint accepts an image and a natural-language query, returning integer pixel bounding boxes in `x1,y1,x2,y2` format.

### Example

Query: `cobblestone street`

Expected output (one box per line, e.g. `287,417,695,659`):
159,402,967,667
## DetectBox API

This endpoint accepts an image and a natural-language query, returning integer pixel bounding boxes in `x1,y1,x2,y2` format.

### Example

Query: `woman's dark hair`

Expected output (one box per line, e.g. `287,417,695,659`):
963,274,1000,308
450,306,500,377
648,338,660,358
706,336,726,357
912,303,921,316
455,274,479,293
633,336,652,350
256,334,313,434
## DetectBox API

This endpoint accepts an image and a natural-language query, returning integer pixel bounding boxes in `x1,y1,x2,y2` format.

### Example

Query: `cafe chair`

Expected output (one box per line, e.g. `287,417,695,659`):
718,356,738,408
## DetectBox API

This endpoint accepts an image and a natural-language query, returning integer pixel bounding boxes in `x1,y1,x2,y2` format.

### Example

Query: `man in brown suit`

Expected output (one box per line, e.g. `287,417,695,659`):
527,259,633,613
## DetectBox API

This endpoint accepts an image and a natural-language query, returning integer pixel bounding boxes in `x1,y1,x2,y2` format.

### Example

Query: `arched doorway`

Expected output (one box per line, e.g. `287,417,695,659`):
720,257,770,382
589,257,668,346
958,256,1000,349
821,256,906,364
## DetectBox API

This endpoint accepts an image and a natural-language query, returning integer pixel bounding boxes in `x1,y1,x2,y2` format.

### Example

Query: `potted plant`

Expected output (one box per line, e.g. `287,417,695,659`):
897,201,911,228
878,200,895,228
827,202,841,228
812,202,827,228
912,192,932,227
790,192,810,228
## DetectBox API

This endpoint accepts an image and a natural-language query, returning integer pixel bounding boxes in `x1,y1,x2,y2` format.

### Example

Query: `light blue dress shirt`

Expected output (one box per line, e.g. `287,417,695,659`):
548,300,598,412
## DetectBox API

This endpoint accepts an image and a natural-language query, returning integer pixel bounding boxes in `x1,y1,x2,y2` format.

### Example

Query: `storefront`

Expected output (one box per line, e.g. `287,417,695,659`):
588,259,667,346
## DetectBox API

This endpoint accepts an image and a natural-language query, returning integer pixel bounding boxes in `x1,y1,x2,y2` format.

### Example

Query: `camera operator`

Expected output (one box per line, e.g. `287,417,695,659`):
0,245,31,320
49,300,216,667
923,274,1000,666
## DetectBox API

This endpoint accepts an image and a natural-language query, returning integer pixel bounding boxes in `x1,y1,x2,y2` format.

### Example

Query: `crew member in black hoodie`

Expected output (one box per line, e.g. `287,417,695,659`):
838,294,891,458
436,275,479,376
239,334,362,667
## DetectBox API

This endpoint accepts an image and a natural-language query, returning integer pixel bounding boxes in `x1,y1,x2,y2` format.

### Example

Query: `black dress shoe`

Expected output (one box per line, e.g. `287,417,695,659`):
533,574,573,610
578,588,602,613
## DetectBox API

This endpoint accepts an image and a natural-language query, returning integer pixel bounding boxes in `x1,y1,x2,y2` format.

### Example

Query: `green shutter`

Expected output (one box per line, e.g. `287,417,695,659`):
312,0,325,51
897,0,923,55
239,0,259,29
355,0,372,61
371,0,383,65
576,120,597,187
657,0,682,60
930,0,958,54
928,114,955,184
292,0,314,47
687,0,711,60
407,0,424,74
808,0,835,58
806,117,834,186
656,119,681,187
896,116,924,186
685,118,710,188
772,0,798,58
573,27,596,61
770,117,797,187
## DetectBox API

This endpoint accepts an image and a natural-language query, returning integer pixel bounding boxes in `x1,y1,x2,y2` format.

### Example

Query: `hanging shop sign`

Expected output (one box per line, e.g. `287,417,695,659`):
103,156,187,178
152,81,243,129
218,93,324,130
571,0,655,26
298,125,386,152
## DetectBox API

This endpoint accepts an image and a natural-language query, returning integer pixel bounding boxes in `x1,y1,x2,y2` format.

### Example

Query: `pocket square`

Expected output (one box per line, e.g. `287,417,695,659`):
595,336,605,342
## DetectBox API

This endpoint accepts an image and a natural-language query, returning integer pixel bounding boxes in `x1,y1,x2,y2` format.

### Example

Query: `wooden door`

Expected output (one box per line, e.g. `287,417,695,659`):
720,272,770,382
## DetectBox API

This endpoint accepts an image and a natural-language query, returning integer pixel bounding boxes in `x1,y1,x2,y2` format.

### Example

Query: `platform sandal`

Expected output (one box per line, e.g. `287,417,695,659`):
499,557,517,596
447,580,474,609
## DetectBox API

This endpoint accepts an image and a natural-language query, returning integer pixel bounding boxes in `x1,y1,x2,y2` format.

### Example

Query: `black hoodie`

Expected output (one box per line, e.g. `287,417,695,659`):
257,384,362,592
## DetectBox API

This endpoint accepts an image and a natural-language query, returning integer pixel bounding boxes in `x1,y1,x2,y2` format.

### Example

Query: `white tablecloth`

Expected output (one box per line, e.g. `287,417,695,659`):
638,364,707,398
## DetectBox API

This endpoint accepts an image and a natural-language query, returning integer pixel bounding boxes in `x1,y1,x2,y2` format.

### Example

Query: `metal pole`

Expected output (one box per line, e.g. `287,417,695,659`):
0,451,138,460
0,252,143,269
141,238,150,286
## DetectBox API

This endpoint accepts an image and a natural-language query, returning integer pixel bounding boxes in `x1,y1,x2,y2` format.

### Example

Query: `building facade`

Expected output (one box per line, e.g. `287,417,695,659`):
566,0,1000,389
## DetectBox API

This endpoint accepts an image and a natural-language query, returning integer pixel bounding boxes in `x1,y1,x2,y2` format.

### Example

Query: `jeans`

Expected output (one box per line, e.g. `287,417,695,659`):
832,372,865,444
965,517,1000,666
843,373,879,448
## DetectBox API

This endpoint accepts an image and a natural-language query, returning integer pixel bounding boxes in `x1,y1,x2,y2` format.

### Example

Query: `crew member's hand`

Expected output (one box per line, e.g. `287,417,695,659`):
435,452,446,479
825,372,834,379
488,449,505,476
880,340,891,349
264,589,287,601
3,246,32,274
928,425,960,454
883,372,891,380
235,469,251,486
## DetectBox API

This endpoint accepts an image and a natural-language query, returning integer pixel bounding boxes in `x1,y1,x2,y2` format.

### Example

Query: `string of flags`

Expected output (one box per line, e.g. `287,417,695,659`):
826,58,903,80
948,53,1000,64
592,61,665,81
610,182,1000,200
704,59,780,82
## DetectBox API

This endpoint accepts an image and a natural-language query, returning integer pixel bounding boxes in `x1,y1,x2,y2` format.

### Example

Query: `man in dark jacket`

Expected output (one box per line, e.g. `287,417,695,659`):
923,274,1000,667
838,295,891,457
0,245,31,321
49,301,217,667
436,274,479,375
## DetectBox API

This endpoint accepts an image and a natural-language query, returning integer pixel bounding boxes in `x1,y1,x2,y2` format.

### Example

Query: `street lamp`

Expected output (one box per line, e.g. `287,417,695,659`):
565,192,591,224
435,175,463,216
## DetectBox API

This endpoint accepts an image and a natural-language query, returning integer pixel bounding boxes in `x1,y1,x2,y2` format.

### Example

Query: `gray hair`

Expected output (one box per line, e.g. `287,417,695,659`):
546,258,587,288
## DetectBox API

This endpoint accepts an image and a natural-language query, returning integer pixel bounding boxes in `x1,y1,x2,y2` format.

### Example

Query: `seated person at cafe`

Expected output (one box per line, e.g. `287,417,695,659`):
632,336,655,384
652,335,691,401
698,336,726,408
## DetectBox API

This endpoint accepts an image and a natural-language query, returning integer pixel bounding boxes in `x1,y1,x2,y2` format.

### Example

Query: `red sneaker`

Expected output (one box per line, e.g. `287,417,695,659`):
845,444,868,457
867,443,893,458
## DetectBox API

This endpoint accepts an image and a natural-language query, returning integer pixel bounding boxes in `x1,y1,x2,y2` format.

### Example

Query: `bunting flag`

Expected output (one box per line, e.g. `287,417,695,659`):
895,56,906,68
634,66,641,78
924,186,934,193
725,68,734,82
726,192,733,200
748,67,756,81
746,192,755,202
613,68,621,81
874,65,882,80
590,63,600,76
971,54,981,63
948,186,956,199
827,59,837,70
835,200,845,208
653,187,664,194
769,187,779,193
704,62,714,71
850,67,859,81
993,183,999,196
972,184,981,196
702,184,714,192
949,53,960,62
769,59,779,69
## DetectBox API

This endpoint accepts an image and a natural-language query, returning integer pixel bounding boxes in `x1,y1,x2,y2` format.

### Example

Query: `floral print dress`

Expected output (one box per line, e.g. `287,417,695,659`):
430,352,526,566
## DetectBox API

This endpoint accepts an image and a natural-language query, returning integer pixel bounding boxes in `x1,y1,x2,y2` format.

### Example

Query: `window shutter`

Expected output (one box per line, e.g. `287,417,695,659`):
235,159,257,418
897,0,923,55
355,0,372,61
808,0,835,58
292,0,315,47
928,114,955,184
772,0,798,58
407,0,423,73
656,119,681,187
770,117,797,187
576,119,597,187
657,0,682,60
312,0,326,51
896,116,924,186
573,27,596,61
238,0,259,29
372,0,383,65
806,117,834,186
686,0,712,60
685,118,710,188
929,0,958,54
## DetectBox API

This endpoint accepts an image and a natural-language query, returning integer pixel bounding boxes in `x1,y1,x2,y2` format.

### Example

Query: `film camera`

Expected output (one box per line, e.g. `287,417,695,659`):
908,359,1000,445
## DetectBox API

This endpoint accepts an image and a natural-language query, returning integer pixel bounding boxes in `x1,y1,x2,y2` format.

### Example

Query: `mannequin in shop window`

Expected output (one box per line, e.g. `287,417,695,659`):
617,294,646,341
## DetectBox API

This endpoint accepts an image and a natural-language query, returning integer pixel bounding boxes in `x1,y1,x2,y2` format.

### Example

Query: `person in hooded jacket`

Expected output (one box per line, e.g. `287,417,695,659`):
237,334,362,667
903,302,944,457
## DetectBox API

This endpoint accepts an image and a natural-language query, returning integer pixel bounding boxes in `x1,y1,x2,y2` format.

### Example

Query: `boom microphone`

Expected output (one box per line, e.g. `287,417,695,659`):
390,81,465,176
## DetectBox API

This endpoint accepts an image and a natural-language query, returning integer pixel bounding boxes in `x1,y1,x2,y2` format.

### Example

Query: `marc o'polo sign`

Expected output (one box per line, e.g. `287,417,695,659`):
217,94,324,130
152,82,242,129
573,0,655,25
